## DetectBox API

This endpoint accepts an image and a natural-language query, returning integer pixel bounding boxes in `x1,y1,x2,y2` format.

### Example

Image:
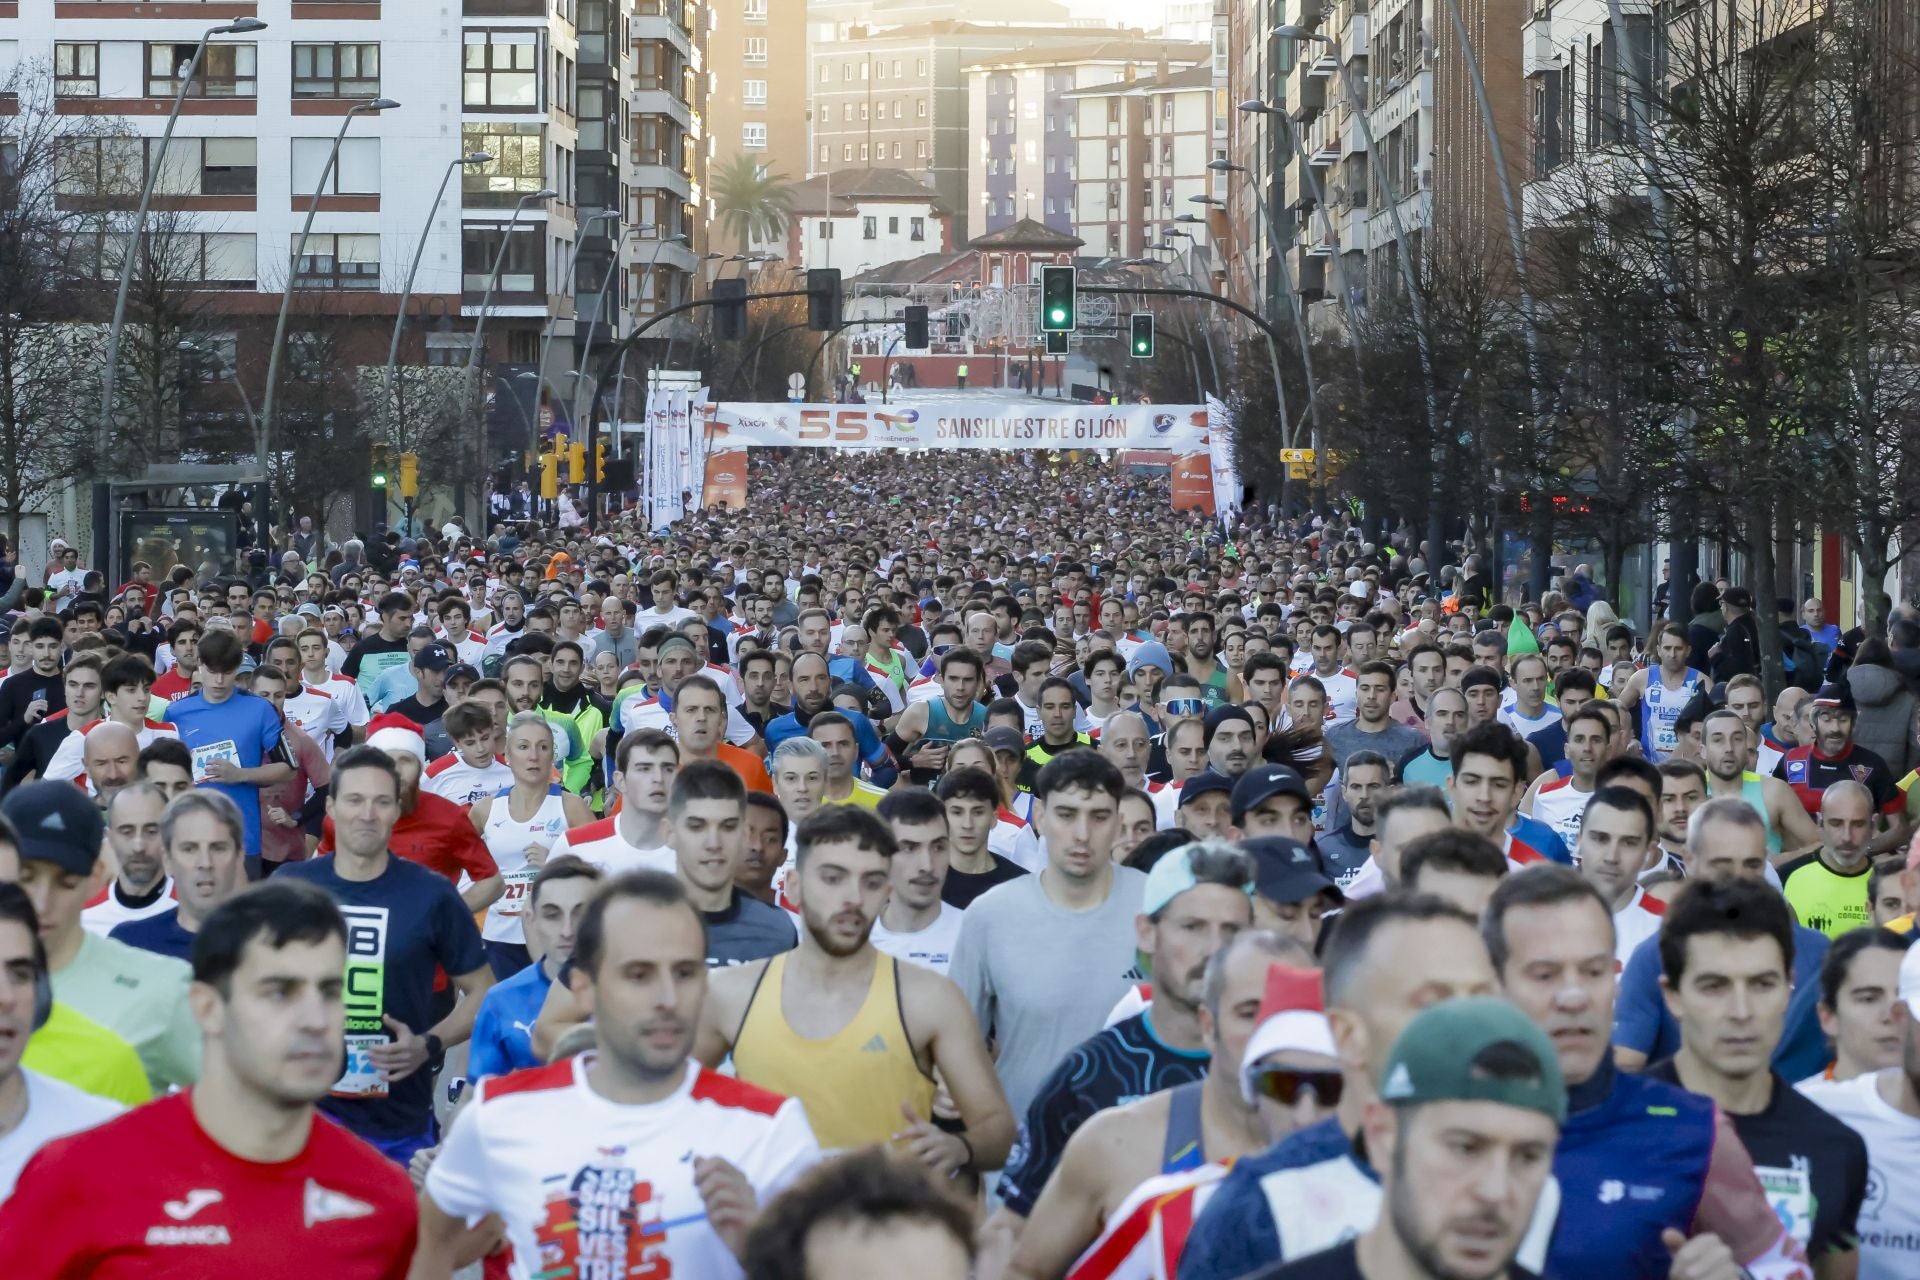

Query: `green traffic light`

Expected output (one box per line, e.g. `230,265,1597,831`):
372,473,388,487
1050,307,1067,323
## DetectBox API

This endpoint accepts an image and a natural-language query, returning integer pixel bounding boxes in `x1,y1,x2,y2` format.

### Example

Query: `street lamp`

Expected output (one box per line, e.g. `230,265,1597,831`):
532,207,622,450
98,16,269,455
463,187,557,455
584,231,688,440
384,149,492,441
261,96,399,501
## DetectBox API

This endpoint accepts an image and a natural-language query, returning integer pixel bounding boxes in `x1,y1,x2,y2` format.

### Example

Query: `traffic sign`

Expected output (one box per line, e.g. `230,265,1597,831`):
1280,448,1316,463
787,372,805,393
1288,463,1311,479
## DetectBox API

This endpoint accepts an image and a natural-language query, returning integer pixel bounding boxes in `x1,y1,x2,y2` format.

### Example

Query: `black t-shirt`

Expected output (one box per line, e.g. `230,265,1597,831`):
1645,1061,1868,1262
1251,1239,1542,1280
387,694,446,728
942,854,1028,909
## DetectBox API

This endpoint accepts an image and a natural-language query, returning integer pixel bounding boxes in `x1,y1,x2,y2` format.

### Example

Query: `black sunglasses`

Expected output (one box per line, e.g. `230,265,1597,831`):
1248,1067,1344,1108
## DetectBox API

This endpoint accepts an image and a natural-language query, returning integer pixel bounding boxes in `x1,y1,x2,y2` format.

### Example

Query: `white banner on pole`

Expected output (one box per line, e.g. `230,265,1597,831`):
697,399,1211,452
1205,394,1242,523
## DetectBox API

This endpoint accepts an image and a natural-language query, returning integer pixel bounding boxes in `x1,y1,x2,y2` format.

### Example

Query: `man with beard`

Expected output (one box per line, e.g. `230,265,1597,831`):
5,652,101,788
891,646,991,782
1247,998,1568,1280
315,716,504,914
540,639,610,794
982,842,1256,1260
1181,612,1236,709
80,780,173,935
0,881,418,1271
1315,752,1391,888
416,871,820,1280
481,588,527,672
700,804,1017,1170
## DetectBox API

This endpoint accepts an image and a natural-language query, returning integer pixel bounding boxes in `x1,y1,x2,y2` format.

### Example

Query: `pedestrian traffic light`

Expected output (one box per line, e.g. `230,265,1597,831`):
594,441,608,483
1130,312,1155,359
1041,265,1077,332
568,441,587,484
370,443,389,490
398,452,419,499
1045,330,1069,355
713,277,749,341
807,267,842,332
903,305,929,350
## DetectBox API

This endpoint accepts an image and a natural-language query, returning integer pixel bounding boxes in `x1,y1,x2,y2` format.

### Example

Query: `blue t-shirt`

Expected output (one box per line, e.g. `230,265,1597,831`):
1509,813,1572,865
467,960,551,1082
999,1010,1210,1216
161,689,284,856
1614,922,1830,1080
279,854,486,1140
367,664,420,713
1178,1118,1373,1280
109,908,193,963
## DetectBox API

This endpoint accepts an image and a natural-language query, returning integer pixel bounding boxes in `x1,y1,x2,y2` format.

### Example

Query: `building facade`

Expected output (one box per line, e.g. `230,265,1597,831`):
706,0,808,255
1061,59,1215,260
783,166,952,274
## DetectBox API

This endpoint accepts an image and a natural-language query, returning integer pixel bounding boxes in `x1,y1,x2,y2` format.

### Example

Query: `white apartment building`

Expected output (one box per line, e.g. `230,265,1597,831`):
783,166,951,275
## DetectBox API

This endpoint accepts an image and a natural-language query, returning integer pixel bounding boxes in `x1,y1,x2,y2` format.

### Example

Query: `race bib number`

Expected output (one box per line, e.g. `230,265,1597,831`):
1756,1163,1814,1246
331,1033,390,1099
191,739,241,783
497,865,538,917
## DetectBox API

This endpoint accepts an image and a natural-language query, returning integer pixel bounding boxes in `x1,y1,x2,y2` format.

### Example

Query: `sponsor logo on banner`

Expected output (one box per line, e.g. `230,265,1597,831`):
700,400,1212,452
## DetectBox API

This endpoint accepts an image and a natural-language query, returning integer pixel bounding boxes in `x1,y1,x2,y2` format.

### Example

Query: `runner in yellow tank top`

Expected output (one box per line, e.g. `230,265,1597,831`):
698,803,1016,1169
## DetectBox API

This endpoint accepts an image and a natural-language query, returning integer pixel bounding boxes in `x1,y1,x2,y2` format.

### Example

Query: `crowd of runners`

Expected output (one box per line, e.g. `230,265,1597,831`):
0,447,1913,1280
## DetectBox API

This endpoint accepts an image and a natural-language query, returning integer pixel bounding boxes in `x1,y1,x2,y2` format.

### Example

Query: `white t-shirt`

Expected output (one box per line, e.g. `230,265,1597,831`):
1529,775,1591,850
0,1069,123,1201
1611,887,1666,972
1315,668,1359,728
423,752,512,808
550,815,677,876
1798,1070,1920,1280
425,1055,821,1280
869,902,965,976
44,719,179,785
284,685,352,762
1499,703,1563,740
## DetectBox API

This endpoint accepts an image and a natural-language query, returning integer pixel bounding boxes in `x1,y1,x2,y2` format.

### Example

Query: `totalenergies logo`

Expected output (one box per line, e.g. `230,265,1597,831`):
874,409,919,432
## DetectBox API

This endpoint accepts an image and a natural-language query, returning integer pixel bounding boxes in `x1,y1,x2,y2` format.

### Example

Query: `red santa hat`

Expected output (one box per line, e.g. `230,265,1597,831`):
365,713,427,762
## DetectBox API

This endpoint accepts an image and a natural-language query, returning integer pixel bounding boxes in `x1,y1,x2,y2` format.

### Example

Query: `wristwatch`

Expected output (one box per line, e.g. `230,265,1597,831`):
424,1032,445,1063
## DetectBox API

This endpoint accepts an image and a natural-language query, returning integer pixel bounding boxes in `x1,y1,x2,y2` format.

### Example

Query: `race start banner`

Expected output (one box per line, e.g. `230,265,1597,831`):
696,398,1212,452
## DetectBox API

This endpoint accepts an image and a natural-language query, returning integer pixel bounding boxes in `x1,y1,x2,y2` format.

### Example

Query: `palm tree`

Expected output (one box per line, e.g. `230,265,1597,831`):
712,153,794,256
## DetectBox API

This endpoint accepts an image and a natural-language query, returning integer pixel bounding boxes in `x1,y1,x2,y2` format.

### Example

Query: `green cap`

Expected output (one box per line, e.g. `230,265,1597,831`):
1377,997,1567,1124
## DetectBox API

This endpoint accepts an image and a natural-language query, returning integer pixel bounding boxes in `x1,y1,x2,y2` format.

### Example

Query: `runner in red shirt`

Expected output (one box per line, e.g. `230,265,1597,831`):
0,879,417,1275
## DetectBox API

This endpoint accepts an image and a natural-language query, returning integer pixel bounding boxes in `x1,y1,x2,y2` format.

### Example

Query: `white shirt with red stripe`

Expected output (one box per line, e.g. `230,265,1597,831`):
45,719,178,785
1316,667,1359,728
1529,775,1592,850
550,815,676,876
285,685,352,762
1613,886,1667,971
1067,1160,1233,1280
80,878,176,936
440,628,487,668
991,804,1044,872
422,752,512,808
301,672,371,734
424,1055,821,1280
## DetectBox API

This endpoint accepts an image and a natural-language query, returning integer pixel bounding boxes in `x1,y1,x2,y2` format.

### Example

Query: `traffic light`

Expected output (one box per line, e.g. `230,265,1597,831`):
398,452,419,499
807,267,842,331
370,443,389,491
540,448,559,499
1044,330,1069,355
1040,265,1077,332
1130,312,1155,359
713,277,748,340
903,305,929,350
568,441,587,484
594,440,608,483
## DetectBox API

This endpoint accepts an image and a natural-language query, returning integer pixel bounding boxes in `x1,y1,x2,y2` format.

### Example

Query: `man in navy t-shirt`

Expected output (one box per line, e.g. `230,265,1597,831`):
160,629,291,861
280,745,492,1164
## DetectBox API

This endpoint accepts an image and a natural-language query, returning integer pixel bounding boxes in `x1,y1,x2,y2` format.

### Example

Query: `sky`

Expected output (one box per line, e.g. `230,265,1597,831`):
1071,0,1175,29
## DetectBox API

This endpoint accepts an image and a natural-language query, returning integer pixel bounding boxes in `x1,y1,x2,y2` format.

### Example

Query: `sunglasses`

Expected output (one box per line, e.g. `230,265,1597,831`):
1248,1067,1345,1108
1165,698,1205,716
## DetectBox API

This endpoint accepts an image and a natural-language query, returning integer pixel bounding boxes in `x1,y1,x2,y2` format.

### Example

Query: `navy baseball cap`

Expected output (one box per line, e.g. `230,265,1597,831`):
414,642,455,672
2,780,105,875
1232,764,1311,823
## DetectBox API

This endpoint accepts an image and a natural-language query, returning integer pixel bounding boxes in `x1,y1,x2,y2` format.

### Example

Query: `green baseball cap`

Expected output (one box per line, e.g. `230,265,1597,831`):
1377,997,1567,1125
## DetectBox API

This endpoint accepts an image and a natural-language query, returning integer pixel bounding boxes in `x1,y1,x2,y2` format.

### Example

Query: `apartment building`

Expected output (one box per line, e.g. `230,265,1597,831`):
1061,57,1215,259
707,0,806,248
810,21,1097,240
963,36,1206,240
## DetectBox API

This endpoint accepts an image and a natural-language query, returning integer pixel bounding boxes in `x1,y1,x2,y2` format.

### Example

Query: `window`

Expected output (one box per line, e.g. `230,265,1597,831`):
842,143,852,160
818,143,828,164
860,61,868,81
892,100,903,120
462,224,541,293
294,233,379,290
891,141,901,159
888,216,899,233
68,230,255,288
916,140,926,159
917,98,927,119
743,123,767,149
843,63,853,81
863,216,876,239
910,216,924,241
744,38,768,65
291,137,379,196
199,138,258,195
817,220,832,238
859,102,869,122
744,0,767,18
818,63,829,83
892,59,902,77
58,136,257,198
842,103,853,122
876,62,886,80
464,31,541,111
147,43,256,98
859,142,868,160
916,58,927,76
463,123,545,203
743,79,767,105
1531,70,1562,175
293,43,379,99
54,43,97,98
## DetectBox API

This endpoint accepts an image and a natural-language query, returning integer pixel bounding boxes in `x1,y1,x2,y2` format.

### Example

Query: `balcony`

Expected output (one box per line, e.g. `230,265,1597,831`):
465,0,545,13
1522,14,1555,75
